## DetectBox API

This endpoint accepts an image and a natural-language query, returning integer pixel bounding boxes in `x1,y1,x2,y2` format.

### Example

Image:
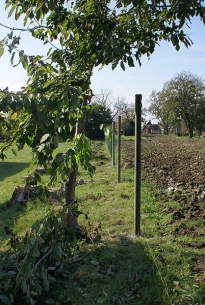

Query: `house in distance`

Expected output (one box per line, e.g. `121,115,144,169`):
145,120,161,135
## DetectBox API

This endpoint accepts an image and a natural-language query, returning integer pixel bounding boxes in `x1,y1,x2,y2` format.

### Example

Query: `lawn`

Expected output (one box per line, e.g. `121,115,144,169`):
0,137,204,305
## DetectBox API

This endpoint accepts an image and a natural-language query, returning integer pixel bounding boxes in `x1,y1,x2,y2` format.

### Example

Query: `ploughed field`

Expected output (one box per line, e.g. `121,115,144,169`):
121,135,205,283
121,136,205,242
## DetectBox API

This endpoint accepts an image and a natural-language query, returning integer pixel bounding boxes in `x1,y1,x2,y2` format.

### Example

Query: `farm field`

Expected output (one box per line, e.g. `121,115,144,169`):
0,136,204,304
122,136,205,241
121,135,205,282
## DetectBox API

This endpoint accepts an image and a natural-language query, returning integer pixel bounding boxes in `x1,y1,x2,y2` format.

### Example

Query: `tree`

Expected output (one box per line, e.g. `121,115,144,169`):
147,90,170,135
85,102,112,140
92,88,113,109
1,0,205,227
148,72,205,137
162,72,205,138
167,72,205,138
113,97,135,123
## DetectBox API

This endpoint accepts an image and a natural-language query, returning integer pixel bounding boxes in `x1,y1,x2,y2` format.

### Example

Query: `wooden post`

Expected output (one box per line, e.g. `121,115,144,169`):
134,94,142,236
112,121,115,166
118,116,121,182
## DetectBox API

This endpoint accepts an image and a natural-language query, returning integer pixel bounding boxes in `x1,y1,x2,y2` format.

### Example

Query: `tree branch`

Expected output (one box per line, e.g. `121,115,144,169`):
0,22,49,32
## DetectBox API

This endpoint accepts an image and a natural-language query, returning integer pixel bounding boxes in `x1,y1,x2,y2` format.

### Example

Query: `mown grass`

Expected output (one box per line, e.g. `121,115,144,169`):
0,140,204,305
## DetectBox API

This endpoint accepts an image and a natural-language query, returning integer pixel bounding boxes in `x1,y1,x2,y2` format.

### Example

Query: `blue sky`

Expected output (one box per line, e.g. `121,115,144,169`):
1,2,205,117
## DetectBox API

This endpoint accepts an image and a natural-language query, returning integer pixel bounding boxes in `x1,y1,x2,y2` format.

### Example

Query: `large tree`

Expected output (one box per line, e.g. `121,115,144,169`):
1,0,205,226
148,72,205,138
163,72,205,138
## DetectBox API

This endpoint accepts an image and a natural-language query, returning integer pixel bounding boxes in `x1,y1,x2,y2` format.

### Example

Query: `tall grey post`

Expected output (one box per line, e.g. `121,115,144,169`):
112,121,115,166
118,116,121,182
134,94,142,236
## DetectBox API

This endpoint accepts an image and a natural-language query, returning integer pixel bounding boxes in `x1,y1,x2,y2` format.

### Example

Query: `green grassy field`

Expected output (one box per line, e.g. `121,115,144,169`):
0,140,204,305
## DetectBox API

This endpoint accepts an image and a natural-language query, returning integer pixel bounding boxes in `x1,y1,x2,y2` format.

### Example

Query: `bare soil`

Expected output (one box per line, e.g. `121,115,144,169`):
121,135,205,283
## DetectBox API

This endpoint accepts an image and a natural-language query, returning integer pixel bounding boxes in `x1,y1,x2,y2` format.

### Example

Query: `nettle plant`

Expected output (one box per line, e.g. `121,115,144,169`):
0,0,205,303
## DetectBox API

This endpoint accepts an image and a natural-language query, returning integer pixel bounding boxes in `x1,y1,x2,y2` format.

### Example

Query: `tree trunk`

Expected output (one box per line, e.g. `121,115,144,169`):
65,108,87,228
188,123,194,138
65,169,78,228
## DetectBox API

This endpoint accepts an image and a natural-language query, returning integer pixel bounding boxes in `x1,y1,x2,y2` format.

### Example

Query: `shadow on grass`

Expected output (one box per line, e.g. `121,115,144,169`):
0,161,30,182
1,210,204,305
56,234,168,305
0,227,167,305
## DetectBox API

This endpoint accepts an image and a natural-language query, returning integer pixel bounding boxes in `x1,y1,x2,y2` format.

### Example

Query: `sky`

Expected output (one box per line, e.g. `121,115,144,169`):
1,2,205,122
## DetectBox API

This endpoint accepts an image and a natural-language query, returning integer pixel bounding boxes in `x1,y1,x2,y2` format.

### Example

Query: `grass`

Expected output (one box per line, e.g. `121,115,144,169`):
0,140,204,304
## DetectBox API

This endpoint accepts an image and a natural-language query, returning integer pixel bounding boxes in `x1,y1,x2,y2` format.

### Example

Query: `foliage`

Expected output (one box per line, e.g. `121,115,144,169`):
0,91,95,192
147,71,205,138
85,102,112,140
0,211,76,305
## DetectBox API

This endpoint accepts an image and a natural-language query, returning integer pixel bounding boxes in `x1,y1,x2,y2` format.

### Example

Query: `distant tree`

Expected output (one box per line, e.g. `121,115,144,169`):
148,72,205,138
85,102,112,140
147,91,170,135
112,97,134,128
162,72,205,138
92,88,113,109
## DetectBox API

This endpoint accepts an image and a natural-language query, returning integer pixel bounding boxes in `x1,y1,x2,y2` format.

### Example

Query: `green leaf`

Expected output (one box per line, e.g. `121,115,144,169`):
75,33,80,41
47,274,56,283
10,52,15,65
97,297,106,304
8,5,16,18
0,295,12,305
127,56,135,67
41,265,49,291
120,60,125,71
21,279,27,294
5,2,12,9
32,245,40,258
11,148,17,156
8,31,13,39
0,42,4,58
112,61,118,70
48,0,56,11
36,8,42,20
21,56,28,69
71,93,79,109
53,135,58,148
43,80,55,89
36,236,44,243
